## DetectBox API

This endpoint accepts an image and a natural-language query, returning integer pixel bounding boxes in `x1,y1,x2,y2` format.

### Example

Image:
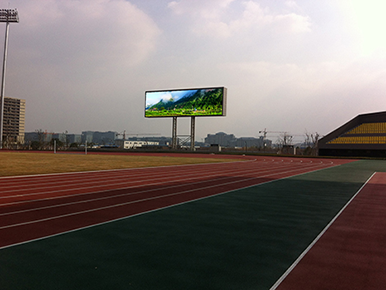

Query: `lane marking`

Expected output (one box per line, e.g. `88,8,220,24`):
269,172,375,290
1,163,336,227
0,161,259,194
0,162,340,250
0,161,256,190
0,162,325,204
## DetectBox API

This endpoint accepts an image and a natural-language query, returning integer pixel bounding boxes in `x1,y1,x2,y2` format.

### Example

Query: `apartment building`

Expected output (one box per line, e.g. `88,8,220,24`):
1,96,25,145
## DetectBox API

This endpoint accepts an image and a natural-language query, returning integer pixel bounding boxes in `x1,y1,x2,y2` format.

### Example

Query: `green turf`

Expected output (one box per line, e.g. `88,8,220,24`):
1,160,385,289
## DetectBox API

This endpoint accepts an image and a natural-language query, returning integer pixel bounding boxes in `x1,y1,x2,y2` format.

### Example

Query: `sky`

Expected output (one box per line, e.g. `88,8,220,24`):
2,0,386,143
145,89,198,108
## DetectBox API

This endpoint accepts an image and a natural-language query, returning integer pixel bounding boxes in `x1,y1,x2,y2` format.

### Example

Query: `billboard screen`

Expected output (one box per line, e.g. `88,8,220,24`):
145,87,227,118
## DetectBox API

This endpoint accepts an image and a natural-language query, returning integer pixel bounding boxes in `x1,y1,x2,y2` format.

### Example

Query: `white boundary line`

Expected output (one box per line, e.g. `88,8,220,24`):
269,171,376,290
0,163,339,251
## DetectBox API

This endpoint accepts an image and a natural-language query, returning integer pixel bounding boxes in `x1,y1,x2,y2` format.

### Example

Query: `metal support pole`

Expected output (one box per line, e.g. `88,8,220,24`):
0,21,9,149
190,116,195,151
172,116,177,149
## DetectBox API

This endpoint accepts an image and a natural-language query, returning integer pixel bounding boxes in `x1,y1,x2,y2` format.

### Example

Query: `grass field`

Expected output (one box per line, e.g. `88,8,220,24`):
0,152,236,177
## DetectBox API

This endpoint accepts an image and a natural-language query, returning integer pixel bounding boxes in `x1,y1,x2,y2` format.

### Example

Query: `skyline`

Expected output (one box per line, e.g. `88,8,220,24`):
1,0,386,142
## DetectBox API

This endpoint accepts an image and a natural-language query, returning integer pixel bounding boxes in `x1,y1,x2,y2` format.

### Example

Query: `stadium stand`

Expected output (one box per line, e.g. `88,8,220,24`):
319,111,386,157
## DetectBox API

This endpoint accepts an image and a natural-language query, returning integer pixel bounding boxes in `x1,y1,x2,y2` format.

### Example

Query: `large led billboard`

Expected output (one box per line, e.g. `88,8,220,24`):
145,87,227,118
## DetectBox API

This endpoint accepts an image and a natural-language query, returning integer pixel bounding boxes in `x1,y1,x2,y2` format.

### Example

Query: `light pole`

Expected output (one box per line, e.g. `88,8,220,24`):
0,8,19,149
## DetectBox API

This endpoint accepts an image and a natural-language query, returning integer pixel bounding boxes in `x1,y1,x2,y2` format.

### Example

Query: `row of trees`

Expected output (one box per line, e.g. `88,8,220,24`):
26,129,93,150
29,139,81,150
276,131,320,155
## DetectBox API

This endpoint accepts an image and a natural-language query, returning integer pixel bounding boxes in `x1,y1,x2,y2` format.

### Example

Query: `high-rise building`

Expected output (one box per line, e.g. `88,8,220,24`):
1,96,25,146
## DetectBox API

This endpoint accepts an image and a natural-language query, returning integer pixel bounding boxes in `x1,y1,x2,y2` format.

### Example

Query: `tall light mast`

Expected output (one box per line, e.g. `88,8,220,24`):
0,8,19,149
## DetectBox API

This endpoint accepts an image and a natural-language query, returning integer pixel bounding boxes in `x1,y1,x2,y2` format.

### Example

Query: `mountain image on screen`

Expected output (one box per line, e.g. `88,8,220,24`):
146,88,223,117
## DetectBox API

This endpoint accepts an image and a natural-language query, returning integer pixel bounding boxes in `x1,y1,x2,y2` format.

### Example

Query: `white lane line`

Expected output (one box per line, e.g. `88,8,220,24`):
0,162,314,203
0,163,335,227
0,162,257,194
0,160,339,251
0,175,236,216
0,160,256,191
269,172,376,290
0,160,262,195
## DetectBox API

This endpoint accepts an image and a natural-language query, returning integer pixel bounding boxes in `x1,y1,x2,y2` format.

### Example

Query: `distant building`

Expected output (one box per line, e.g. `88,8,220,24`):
82,131,94,144
234,137,266,148
127,136,172,146
81,131,117,145
24,132,38,143
52,133,66,143
67,134,81,144
115,140,159,149
1,97,25,146
205,132,271,148
51,133,81,144
24,132,81,146
205,132,237,147
24,131,118,147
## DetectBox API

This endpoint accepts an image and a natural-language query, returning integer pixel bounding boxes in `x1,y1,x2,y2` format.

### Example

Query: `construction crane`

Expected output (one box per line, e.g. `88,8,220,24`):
116,130,126,140
259,129,286,140
260,129,305,146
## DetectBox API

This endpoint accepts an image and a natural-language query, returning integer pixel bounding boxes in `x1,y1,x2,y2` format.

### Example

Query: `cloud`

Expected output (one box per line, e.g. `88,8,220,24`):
168,0,311,38
5,0,162,133
285,0,301,10
168,0,235,17
4,0,385,142
13,0,161,77
272,13,311,33
230,1,311,34
214,57,386,136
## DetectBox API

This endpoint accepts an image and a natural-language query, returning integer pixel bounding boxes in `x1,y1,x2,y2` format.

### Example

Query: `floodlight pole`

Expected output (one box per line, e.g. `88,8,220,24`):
0,21,9,150
0,8,19,150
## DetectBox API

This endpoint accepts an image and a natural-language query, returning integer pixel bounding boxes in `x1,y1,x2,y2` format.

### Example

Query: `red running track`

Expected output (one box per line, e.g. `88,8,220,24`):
274,172,386,290
0,156,347,249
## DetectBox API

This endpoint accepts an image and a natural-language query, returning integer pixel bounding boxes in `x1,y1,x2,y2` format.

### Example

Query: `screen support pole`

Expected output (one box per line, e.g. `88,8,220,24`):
190,116,195,151
172,116,177,149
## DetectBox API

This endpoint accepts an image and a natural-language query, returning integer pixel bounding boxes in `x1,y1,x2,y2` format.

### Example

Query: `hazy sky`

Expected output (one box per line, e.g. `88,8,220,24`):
2,0,386,142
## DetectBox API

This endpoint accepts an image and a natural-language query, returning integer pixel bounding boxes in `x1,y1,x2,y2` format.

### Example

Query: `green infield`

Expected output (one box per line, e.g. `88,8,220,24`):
1,160,385,289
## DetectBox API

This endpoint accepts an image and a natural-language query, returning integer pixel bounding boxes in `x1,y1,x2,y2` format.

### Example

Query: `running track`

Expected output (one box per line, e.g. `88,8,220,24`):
0,156,350,249
273,171,386,289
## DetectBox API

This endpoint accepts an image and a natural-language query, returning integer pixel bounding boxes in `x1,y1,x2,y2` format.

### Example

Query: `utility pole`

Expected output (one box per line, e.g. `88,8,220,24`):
0,8,19,149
